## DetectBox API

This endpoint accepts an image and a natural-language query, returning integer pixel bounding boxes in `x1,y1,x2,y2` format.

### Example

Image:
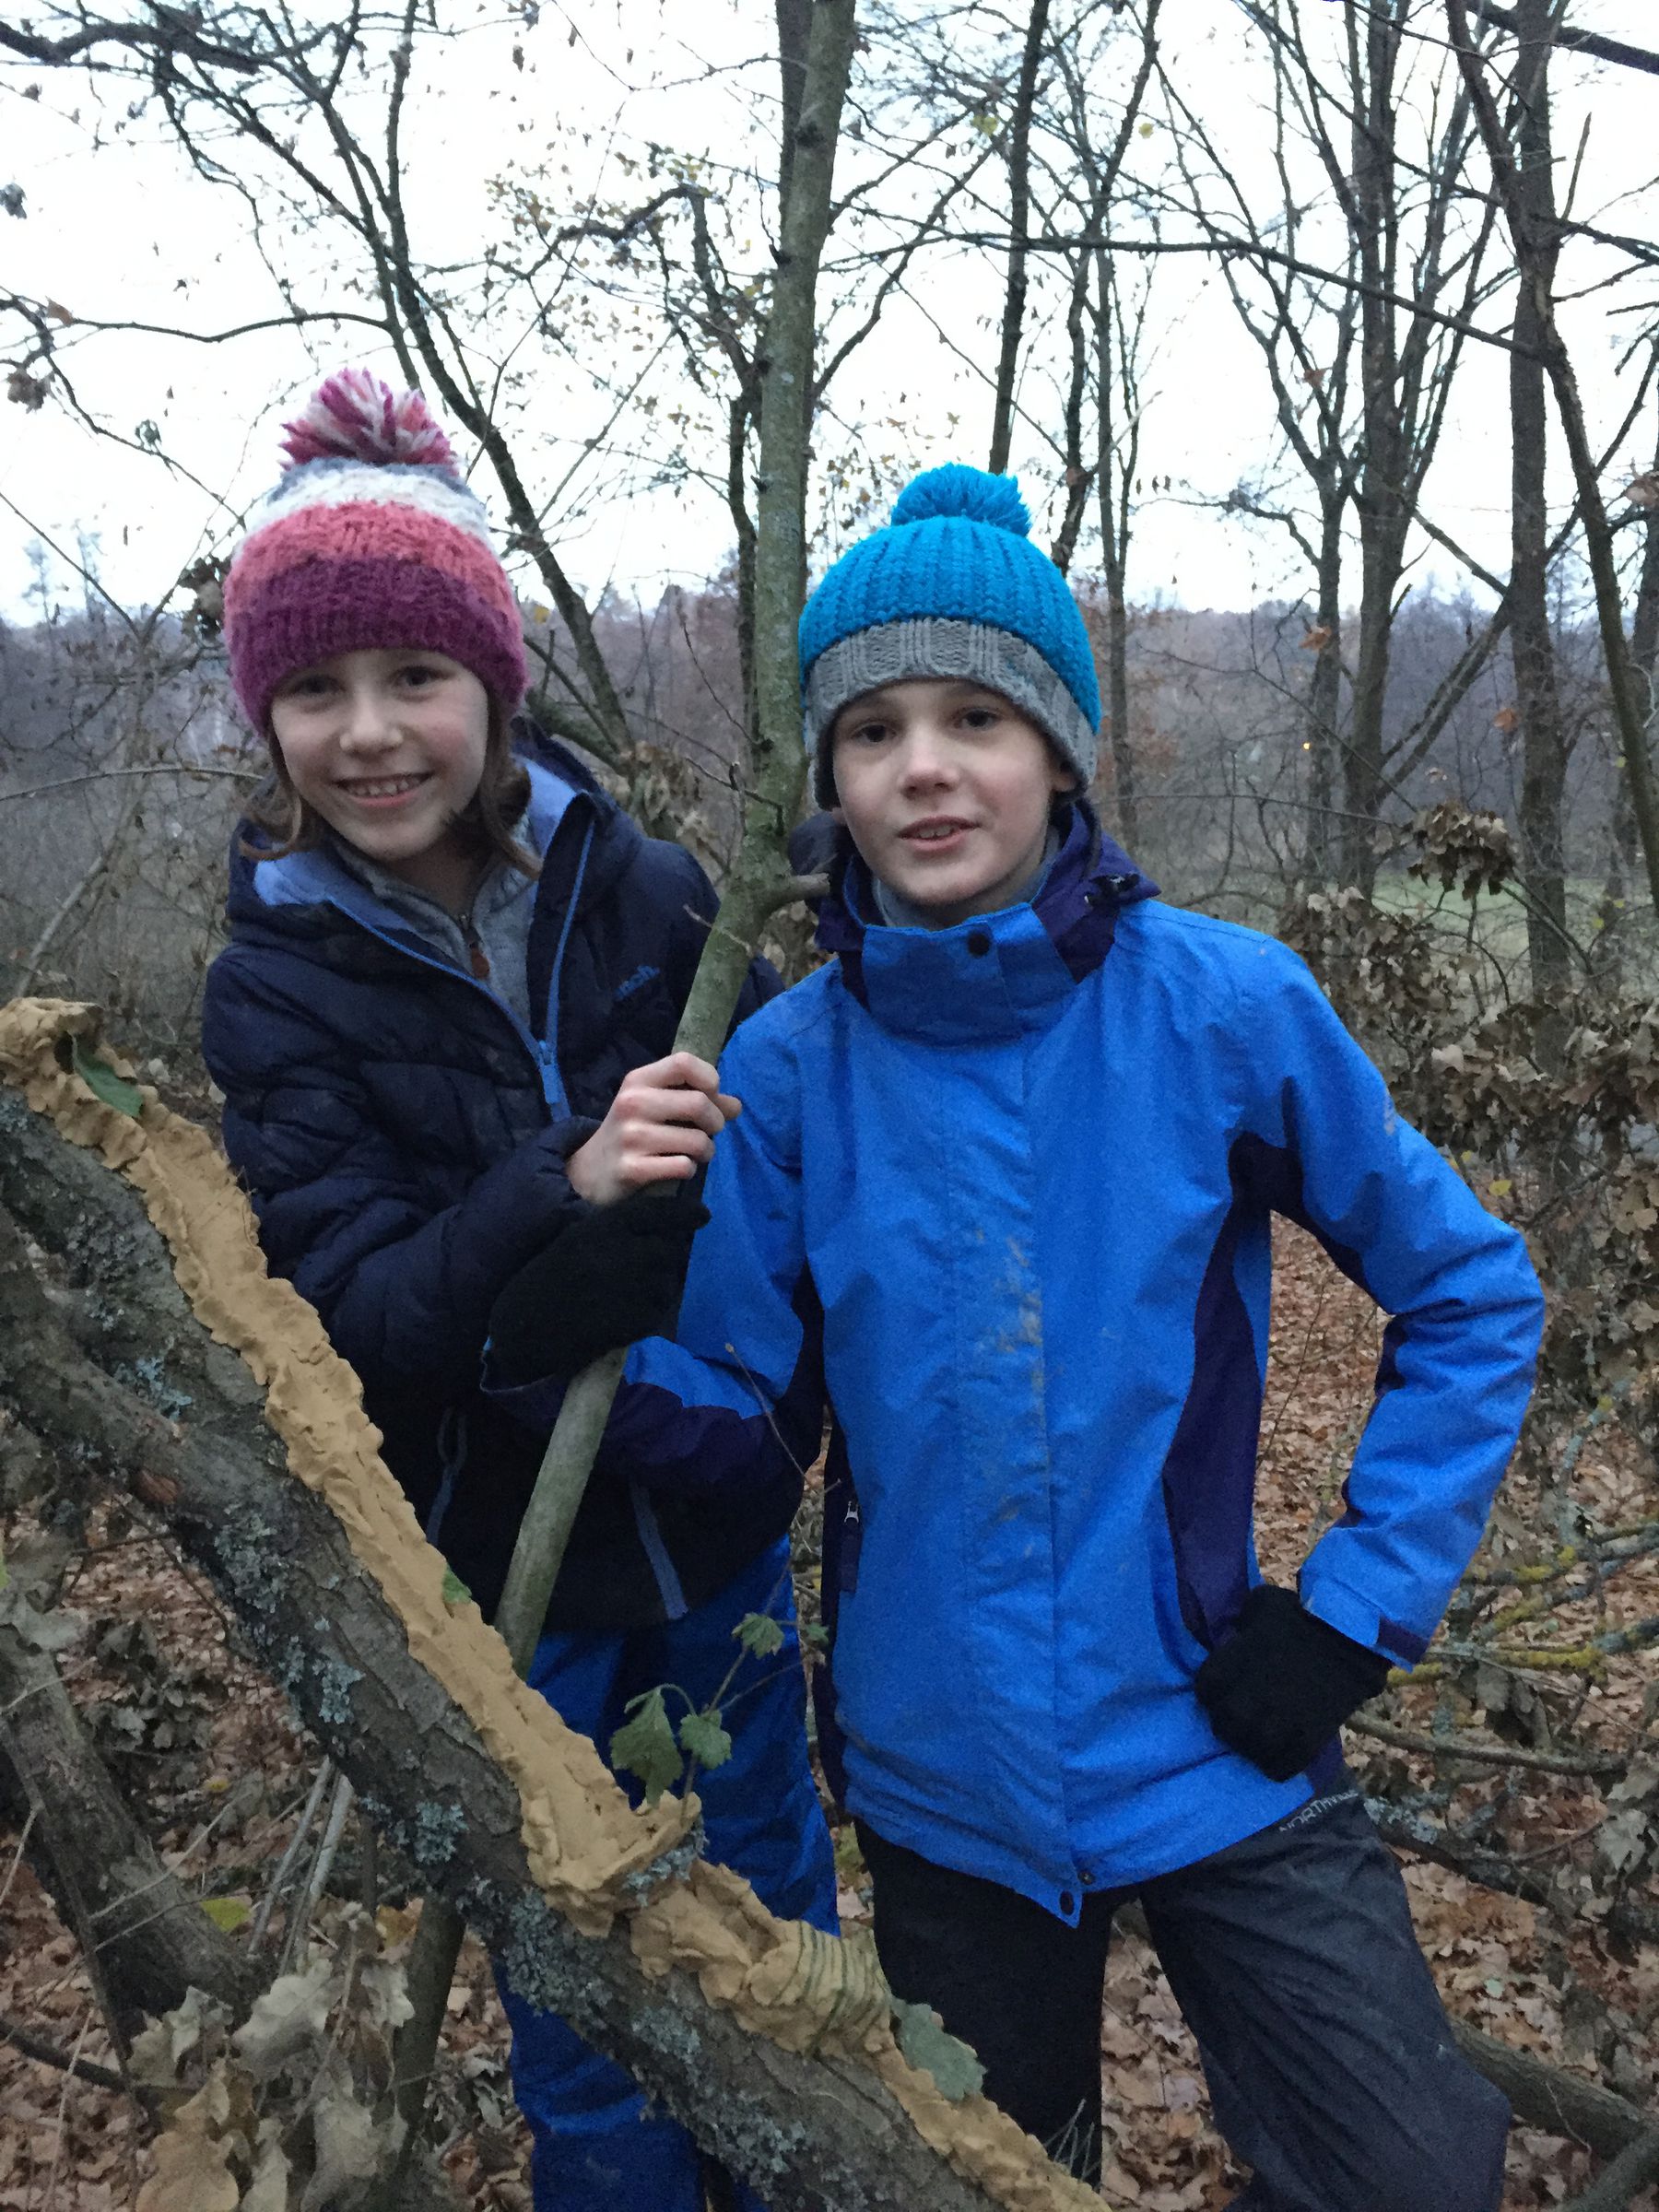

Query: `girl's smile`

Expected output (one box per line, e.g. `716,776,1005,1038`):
268,647,491,906
334,771,434,804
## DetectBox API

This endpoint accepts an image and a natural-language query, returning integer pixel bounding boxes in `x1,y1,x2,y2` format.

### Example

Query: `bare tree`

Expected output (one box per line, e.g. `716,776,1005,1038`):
1449,0,1659,927
1044,0,1163,845
1160,0,1497,892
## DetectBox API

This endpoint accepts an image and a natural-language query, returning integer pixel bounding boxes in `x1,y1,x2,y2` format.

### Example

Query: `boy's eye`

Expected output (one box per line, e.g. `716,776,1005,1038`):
958,705,1001,730
845,720,891,746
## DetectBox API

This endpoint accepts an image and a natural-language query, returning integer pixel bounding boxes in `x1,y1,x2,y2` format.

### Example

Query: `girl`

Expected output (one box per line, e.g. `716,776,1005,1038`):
202,370,835,2212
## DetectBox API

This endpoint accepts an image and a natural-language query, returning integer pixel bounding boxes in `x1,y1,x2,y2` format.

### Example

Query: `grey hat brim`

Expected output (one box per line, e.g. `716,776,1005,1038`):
803,619,1099,806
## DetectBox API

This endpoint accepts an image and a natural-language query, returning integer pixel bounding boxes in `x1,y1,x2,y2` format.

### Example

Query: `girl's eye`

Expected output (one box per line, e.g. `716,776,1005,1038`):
281,673,335,700
396,664,445,688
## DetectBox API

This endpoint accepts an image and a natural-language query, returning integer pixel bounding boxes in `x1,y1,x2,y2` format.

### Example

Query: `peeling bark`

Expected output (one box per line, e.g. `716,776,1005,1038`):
0,1073,1091,2212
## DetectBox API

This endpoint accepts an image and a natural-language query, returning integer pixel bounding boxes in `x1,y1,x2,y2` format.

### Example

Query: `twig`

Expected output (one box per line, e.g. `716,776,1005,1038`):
276,1770,354,1975
0,764,259,807
0,2014,124,2093
0,1808,37,1923
16,841,124,997
1350,1713,1628,1778
40,2008,97,2211
249,1759,335,1956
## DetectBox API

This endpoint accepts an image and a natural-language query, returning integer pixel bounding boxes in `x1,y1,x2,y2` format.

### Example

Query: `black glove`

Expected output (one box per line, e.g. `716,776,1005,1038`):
488,1185,710,1386
1194,1583,1390,1783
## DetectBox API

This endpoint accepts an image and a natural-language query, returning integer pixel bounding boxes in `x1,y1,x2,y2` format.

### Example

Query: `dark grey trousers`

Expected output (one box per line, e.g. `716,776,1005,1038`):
857,1789,1509,2210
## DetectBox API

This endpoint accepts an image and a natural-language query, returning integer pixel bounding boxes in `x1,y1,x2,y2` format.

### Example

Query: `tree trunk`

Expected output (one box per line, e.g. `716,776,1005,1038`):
1095,247,1139,850
1604,408,1659,967
496,0,861,1658
1448,2021,1656,2163
1449,0,1659,923
1304,500,1346,887
0,1026,1093,2212
1048,243,1093,576
1504,0,1571,992
987,0,1051,476
1343,1,1409,896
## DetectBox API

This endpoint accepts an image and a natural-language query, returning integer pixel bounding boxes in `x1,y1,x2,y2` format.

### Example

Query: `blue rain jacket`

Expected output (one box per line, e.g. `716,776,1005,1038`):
559,809,1544,1915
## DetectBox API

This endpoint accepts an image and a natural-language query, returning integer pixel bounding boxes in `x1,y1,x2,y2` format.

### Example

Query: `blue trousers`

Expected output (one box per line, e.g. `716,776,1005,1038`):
499,1538,839,2211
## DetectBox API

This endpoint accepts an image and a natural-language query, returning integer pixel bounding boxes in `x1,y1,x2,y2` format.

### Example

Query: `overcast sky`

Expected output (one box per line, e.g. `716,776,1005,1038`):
3,1,1656,629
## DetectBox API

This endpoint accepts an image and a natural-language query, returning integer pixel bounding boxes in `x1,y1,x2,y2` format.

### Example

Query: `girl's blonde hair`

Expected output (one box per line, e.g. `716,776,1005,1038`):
240,700,540,879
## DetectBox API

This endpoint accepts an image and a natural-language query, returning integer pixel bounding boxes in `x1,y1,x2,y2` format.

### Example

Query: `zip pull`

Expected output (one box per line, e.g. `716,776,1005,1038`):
458,908,490,982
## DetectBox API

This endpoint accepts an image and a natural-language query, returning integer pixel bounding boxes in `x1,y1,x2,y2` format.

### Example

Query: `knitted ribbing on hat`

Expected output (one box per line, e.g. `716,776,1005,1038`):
797,465,1100,801
223,369,527,732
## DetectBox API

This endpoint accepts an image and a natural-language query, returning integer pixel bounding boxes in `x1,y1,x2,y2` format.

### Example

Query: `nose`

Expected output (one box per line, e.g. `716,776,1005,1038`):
336,683,399,754
897,725,957,791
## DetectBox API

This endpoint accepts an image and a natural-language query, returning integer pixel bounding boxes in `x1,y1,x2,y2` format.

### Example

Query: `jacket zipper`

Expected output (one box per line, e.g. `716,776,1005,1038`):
308,792,600,1112
457,905,491,983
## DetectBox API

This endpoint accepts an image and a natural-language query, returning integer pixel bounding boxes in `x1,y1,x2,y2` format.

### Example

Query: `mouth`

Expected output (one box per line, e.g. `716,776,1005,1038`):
335,772,432,805
899,818,974,848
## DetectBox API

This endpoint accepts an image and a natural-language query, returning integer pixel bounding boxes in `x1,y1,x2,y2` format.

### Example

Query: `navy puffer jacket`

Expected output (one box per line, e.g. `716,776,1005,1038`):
202,732,796,1632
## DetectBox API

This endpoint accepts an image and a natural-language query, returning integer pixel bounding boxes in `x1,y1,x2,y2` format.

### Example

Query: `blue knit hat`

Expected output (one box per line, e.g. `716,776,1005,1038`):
798,464,1100,805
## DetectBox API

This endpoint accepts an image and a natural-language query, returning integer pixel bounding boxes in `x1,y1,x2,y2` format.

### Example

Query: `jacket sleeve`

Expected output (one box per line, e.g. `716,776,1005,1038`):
203,948,591,1395
1237,940,1544,1665
489,1010,825,1493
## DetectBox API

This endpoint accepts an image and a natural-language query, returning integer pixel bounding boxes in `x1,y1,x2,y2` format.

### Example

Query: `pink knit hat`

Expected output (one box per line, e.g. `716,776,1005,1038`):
223,370,528,732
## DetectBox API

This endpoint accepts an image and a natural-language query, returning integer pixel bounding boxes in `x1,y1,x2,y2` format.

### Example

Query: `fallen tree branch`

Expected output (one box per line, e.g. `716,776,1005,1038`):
1448,2021,1656,2161
0,1006,1094,2212
1559,2124,1659,2212
1367,1797,1659,1948
0,1582,260,2029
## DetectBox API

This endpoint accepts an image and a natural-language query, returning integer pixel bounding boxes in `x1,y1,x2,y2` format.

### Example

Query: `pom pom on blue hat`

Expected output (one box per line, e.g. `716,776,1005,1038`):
889,464,1032,534
798,464,1100,801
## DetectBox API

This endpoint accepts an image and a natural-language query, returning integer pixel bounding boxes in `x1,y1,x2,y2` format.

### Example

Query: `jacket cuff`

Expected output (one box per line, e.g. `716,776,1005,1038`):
547,1115,600,1162
477,1356,569,1434
1298,1570,1429,1669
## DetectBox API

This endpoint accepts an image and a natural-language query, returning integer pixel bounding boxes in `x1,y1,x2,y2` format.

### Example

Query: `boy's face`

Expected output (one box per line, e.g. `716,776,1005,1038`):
830,678,1077,927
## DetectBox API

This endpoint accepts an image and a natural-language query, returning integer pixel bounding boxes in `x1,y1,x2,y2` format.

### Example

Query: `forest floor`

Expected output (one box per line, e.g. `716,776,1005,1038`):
0,1225,1654,2208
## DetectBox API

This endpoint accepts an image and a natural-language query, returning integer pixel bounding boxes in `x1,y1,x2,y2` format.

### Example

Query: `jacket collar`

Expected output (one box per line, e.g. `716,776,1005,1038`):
815,803,1158,1044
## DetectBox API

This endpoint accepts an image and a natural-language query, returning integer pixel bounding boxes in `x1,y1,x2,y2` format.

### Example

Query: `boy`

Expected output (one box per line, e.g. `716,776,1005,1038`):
491,465,1543,2207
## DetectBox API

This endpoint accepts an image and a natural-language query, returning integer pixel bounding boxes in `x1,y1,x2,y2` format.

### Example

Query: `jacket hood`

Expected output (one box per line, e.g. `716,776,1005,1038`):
814,801,1159,1044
